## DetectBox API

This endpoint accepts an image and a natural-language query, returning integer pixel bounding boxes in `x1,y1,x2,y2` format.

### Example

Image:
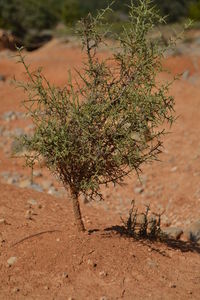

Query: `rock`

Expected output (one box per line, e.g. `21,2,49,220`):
0,218,6,225
147,259,158,268
2,111,16,121
134,186,144,194
171,166,178,172
7,256,17,266
87,259,97,268
33,170,43,177
161,216,171,227
41,180,53,190
99,271,107,277
30,183,43,192
182,70,190,80
27,199,37,206
136,214,145,225
0,74,5,82
162,227,183,240
62,272,68,278
13,287,20,293
47,186,59,196
100,297,107,300
13,128,25,137
18,179,31,189
184,220,200,243
25,210,33,220
169,283,176,288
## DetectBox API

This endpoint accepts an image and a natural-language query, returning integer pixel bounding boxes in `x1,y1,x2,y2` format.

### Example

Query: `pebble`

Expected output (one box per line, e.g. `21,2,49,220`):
44,286,49,290
171,166,178,172
182,70,190,80
27,199,37,206
62,272,68,278
33,170,43,177
30,183,43,193
162,227,183,240
87,259,97,268
25,210,33,220
7,256,17,266
99,271,107,277
41,180,53,190
0,74,6,81
134,186,144,194
184,220,200,243
100,297,107,300
13,287,20,293
0,218,6,225
18,179,31,189
169,283,176,288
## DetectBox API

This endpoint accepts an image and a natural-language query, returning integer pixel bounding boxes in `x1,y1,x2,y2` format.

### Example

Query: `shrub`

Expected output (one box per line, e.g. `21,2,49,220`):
0,0,59,49
189,1,200,21
16,0,176,232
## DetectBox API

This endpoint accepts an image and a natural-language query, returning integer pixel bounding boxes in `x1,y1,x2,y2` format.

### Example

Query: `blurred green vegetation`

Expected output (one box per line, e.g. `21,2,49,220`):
0,0,199,49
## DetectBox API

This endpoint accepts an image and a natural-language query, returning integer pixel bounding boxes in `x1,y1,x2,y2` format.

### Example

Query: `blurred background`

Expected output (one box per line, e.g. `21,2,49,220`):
0,0,200,51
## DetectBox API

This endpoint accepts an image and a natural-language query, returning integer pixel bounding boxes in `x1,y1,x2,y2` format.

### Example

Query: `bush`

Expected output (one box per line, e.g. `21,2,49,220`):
189,1,200,20
0,0,59,49
16,0,176,232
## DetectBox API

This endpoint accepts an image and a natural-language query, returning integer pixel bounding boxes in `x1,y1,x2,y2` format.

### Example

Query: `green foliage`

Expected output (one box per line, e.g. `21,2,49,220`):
154,0,189,22
62,0,82,25
189,1,200,20
16,0,176,201
0,0,58,48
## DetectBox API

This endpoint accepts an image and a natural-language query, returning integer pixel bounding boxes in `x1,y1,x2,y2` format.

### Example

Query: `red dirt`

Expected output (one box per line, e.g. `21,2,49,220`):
0,38,200,299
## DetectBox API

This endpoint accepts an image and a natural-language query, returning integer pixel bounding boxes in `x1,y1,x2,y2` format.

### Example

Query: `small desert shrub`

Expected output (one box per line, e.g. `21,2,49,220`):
16,0,179,232
121,200,163,239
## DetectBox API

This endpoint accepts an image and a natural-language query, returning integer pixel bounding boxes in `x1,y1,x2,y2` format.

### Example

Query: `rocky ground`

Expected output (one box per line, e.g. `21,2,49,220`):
0,30,200,299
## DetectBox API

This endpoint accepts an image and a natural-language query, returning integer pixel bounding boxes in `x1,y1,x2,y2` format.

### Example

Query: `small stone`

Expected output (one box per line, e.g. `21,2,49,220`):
7,256,17,266
171,166,178,172
162,227,183,240
136,214,145,225
169,283,176,288
0,218,6,225
62,272,68,278
44,286,49,290
99,271,107,277
18,179,31,189
38,204,42,209
27,199,37,206
47,186,59,196
33,170,43,177
87,259,97,267
30,183,43,192
0,74,6,82
134,186,144,194
182,70,190,80
25,210,33,220
13,287,20,293
41,180,53,190
184,220,200,243
56,238,60,242
161,216,171,227
100,297,107,300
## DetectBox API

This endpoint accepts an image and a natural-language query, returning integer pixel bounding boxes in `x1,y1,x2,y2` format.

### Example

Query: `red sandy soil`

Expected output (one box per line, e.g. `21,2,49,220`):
0,37,200,299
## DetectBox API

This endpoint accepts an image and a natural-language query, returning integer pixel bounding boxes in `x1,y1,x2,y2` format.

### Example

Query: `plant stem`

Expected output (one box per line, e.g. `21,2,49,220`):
71,190,86,232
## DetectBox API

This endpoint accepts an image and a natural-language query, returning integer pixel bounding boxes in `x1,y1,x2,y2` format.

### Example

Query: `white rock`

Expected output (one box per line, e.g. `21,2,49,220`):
7,256,17,266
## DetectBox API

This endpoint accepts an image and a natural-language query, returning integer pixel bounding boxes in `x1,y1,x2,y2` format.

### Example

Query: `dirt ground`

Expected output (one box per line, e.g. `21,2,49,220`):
0,35,200,299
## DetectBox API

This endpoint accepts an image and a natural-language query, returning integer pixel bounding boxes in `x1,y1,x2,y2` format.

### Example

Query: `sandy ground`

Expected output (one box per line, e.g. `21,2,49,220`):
0,36,200,299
